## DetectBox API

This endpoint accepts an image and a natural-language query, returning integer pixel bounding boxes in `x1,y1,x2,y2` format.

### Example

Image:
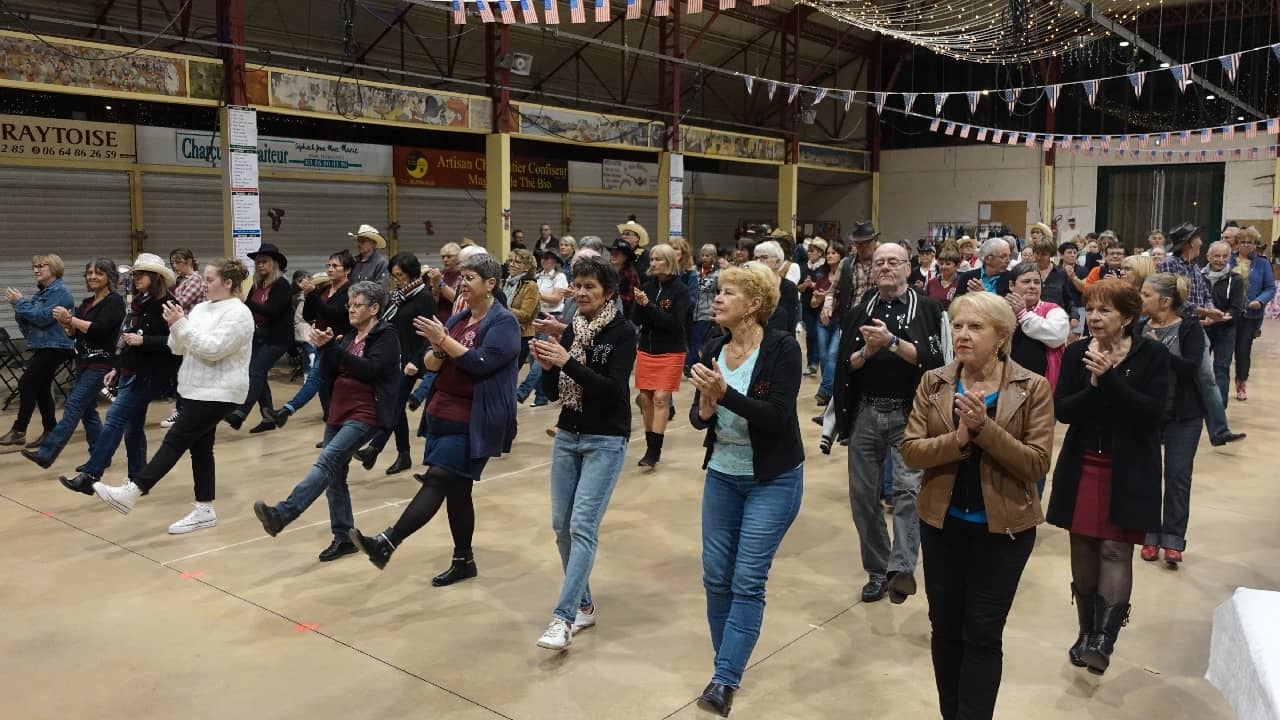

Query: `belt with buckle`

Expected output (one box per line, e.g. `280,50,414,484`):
862,396,911,413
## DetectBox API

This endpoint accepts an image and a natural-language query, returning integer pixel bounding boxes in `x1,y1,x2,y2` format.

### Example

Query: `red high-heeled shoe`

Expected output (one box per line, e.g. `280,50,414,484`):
1236,380,1248,402
1164,548,1183,567
1141,545,1159,562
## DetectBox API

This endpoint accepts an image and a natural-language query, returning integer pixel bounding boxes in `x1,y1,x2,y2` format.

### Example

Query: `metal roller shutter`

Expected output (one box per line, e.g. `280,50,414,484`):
257,178,389,279
396,187,486,267
140,173,223,265
510,192,565,242
691,197,776,250
0,167,132,340
568,192,659,244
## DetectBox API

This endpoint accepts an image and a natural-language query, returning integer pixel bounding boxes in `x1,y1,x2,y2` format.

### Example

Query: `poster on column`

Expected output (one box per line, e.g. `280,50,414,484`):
229,151,258,192
668,153,684,238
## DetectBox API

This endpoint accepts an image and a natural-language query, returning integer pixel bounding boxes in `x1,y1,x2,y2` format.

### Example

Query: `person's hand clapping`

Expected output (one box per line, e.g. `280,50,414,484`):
634,288,650,307
161,301,185,326
1004,292,1026,314
309,326,335,348
966,277,984,293
859,318,894,353
532,337,570,369
690,359,728,402
4,287,21,304
1082,348,1114,387
413,315,447,345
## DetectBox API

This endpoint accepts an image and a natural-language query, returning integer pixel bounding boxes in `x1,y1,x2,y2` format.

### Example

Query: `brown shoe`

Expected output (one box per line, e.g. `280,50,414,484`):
0,429,26,446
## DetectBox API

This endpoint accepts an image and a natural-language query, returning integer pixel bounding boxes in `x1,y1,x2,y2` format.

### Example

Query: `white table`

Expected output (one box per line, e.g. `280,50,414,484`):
1208,587,1280,720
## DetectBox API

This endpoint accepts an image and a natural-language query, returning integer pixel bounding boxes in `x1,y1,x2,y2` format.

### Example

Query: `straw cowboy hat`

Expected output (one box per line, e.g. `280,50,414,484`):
310,271,332,287
129,252,175,285
616,220,650,247
1028,222,1053,240
247,242,288,271
348,224,387,249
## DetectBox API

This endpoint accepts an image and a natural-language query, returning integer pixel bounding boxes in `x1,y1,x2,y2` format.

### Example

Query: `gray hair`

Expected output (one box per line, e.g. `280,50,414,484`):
754,240,784,261
348,280,388,313
700,243,718,256
85,257,120,291
458,245,487,263
440,242,461,256
978,237,1010,259
577,235,606,253
1207,240,1233,256
460,252,503,281
559,235,577,250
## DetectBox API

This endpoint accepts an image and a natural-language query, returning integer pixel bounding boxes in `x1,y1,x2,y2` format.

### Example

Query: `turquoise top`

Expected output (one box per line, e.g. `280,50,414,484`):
946,380,999,524
708,345,760,477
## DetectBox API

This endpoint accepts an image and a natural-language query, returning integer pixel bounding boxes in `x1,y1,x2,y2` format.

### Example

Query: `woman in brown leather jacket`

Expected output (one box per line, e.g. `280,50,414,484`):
902,291,1054,720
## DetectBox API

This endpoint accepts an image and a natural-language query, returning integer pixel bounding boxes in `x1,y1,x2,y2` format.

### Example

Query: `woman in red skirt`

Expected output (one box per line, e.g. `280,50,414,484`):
633,243,689,469
1047,279,1169,677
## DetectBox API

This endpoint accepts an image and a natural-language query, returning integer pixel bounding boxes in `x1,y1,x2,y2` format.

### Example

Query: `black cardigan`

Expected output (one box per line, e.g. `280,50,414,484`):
542,312,637,437
389,286,436,365
303,282,353,337
766,278,800,335
635,275,690,355
1047,337,1169,532
319,320,402,429
246,277,294,347
116,293,178,379
689,328,804,482
1138,315,1207,422
73,292,126,367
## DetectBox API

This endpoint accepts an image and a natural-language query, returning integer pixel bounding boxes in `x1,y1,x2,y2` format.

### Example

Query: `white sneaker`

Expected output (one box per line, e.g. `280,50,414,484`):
572,605,596,635
94,481,141,515
160,410,179,429
168,502,217,534
536,618,573,650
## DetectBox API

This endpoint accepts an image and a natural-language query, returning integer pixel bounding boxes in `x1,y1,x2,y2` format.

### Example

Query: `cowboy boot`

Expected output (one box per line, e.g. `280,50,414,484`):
1068,583,1095,668
1082,596,1131,676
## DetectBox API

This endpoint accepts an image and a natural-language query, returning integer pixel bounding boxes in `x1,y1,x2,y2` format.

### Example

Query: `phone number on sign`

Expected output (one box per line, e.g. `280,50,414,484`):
0,145,118,159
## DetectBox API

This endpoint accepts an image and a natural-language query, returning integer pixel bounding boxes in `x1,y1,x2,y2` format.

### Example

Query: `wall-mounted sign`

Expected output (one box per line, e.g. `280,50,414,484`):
798,143,869,173
393,147,568,193
172,130,392,176
514,103,661,150
0,114,136,162
602,159,659,192
681,126,784,164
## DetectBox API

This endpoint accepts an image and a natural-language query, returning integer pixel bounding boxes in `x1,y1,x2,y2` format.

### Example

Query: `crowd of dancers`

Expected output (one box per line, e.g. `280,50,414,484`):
3,216,1269,718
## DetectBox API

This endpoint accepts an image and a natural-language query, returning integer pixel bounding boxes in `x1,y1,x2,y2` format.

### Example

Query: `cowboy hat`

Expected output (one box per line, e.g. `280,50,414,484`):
129,252,175,285
247,242,288,271
609,238,635,258
848,221,880,244
310,271,332,286
536,247,563,265
348,223,387,249
616,220,650,247
769,228,792,239
1028,222,1053,240
1167,223,1202,255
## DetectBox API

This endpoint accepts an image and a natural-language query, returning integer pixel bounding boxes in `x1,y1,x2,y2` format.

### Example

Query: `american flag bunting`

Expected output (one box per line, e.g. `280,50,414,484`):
688,0,703,11
521,0,538,22
568,0,585,22
477,0,495,22
452,0,466,24
594,0,608,22
496,0,516,23
929,118,940,132
626,0,640,17
544,0,559,23
975,127,988,142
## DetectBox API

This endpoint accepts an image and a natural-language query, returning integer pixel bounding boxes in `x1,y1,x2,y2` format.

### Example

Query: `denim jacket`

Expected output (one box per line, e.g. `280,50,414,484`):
13,278,74,350
1232,253,1276,320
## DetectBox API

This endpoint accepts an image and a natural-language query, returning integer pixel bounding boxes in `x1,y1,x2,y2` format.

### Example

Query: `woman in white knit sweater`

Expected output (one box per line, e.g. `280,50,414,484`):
93,258,255,532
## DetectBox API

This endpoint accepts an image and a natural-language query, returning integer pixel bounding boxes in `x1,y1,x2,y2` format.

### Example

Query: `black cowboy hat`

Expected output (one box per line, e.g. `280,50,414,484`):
609,238,633,256
536,247,564,265
1167,223,1202,255
848,221,880,244
247,242,288,271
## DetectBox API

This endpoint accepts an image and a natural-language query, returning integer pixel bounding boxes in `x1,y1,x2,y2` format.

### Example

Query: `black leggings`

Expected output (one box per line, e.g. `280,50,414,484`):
1069,534,1134,606
13,348,73,433
387,466,475,555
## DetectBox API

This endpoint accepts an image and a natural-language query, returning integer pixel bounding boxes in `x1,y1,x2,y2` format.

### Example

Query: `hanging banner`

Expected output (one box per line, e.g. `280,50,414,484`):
812,87,828,105
667,152,684,238
873,92,886,115
766,81,777,101
171,130,391,175
743,75,754,95
933,93,948,115
844,90,854,111
594,0,609,23
1170,64,1191,93
394,146,567,192
1044,84,1060,110
0,114,136,162
966,91,980,114
1001,89,1018,113
1129,72,1146,98
787,84,799,104
902,92,918,112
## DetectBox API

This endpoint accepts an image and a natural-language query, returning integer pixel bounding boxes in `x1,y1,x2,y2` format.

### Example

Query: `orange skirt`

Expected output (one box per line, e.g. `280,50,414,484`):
635,350,685,392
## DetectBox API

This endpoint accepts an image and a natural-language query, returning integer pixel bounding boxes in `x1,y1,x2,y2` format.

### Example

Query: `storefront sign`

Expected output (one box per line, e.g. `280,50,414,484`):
172,130,392,176
602,159,659,191
0,114,136,162
394,147,568,192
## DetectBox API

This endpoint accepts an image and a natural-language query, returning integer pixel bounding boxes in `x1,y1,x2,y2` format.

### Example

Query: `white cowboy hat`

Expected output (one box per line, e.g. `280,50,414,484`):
616,220,650,247
310,271,332,286
348,224,387,249
130,253,175,285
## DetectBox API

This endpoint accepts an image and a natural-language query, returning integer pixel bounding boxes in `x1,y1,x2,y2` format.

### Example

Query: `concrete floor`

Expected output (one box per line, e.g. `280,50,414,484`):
1,326,1272,719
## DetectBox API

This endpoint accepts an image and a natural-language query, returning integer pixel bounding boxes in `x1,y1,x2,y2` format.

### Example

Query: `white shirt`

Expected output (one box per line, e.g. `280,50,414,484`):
536,269,569,315
168,297,255,403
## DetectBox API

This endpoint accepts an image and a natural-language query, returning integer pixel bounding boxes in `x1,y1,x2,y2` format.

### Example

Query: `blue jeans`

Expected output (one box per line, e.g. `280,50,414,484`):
702,465,804,687
410,370,438,404
284,359,325,414
817,324,841,398
35,366,105,464
273,420,373,541
688,319,713,368
81,373,153,479
1205,323,1235,409
1147,416,1202,551
517,333,548,402
550,431,628,622
1196,343,1230,438
802,306,821,368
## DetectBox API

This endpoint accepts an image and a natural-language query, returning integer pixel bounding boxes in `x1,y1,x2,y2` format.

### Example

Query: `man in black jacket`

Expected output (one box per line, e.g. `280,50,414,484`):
1202,240,1245,408
833,243,944,605
955,236,1012,297
253,281,401,561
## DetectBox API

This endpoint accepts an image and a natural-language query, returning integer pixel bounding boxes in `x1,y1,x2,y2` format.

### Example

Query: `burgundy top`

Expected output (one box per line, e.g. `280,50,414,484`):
427,318,479,424
327,336,378,428
248,285,273,328
926,275,960,311
436,269,461,323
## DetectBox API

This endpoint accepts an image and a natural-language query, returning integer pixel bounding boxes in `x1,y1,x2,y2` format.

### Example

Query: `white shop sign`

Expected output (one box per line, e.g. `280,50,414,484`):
161,129,392,176
602,158,659,192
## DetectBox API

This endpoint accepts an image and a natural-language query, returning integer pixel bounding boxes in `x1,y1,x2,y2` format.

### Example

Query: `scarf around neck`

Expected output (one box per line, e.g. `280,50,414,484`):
558,299,618,412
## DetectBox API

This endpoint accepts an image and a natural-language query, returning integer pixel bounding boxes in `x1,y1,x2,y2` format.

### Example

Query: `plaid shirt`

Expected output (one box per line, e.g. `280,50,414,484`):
172,272,207,313
1157,254,1211,311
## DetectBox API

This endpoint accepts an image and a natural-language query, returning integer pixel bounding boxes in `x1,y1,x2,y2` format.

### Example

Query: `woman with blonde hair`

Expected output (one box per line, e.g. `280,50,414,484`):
1119,254,1155,290
902,290,1053,719
505,248,542,386
1231,226,1275,401
634,243,689,469
688,261,802,716
1,254,75,448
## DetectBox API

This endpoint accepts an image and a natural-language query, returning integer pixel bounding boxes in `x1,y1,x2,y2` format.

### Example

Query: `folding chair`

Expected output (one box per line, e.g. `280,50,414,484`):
0,328,27,411
51,357,76,402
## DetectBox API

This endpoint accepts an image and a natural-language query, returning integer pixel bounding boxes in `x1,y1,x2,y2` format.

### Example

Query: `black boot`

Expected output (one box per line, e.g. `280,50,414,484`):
697,682,735,717
348,527,396,570
354,446,379,471
1082,596,1130,676
637,431,663,469
431,552,478,587
385,452,412,475
268,406,291,429
1068,583,1095,668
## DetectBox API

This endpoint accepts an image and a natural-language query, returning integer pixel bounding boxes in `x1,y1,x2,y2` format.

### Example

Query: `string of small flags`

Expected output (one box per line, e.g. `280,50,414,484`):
453,0,771,23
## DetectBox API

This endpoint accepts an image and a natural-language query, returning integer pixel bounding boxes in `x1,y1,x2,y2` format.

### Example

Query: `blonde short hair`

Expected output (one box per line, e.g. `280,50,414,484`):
719,261,780,326
647,243,679,277
33,254,65,278
1121,254,1156,289
1237,226,1262,245
948,291,1016,360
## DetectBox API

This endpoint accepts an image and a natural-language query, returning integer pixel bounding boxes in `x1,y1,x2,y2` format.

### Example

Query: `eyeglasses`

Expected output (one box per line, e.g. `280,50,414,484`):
753,255,773,261
871,258,907,268
31,263,48,270
347,301,371,310
441,253,457,259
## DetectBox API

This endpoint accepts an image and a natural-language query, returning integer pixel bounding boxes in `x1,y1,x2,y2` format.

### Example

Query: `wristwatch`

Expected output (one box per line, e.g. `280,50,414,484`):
889,335,900,352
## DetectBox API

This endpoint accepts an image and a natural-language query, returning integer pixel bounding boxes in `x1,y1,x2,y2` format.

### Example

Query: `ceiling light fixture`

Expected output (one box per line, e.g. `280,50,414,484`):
1119,41,1130,47
1206,94,1216,100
